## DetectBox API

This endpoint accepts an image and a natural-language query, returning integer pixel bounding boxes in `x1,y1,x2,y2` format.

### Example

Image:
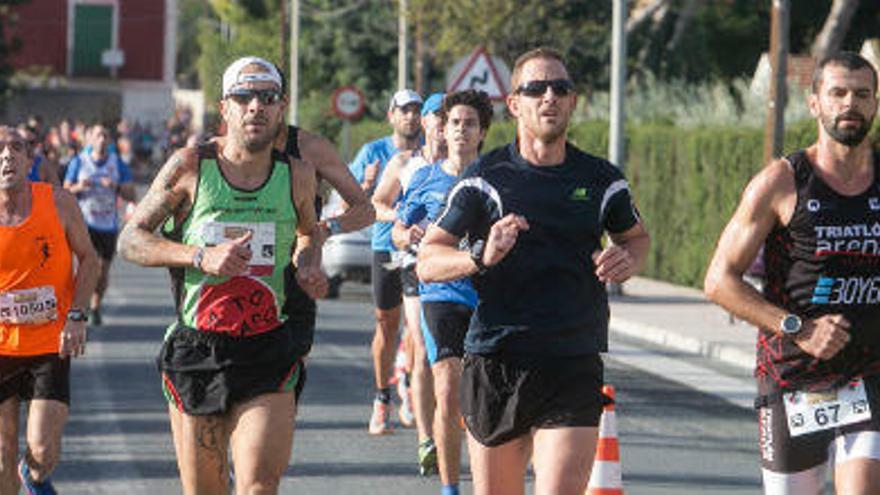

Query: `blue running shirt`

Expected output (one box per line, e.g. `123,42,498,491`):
399,162,477,308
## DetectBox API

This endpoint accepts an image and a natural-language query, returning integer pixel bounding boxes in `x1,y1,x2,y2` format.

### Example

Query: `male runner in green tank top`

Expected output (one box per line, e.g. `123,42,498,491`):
118,56,326,495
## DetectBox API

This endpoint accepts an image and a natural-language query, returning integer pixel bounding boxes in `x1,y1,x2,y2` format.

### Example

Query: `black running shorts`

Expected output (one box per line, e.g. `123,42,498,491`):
756,374,880,473
422,301,471,364
158,323,307,416
462,352,605,447
87,228,118,261
371,251,402,310
0,354,70,404
400,265,419,298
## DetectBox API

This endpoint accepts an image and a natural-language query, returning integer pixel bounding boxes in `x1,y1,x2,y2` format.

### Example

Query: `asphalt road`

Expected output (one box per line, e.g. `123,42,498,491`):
41,261,764,494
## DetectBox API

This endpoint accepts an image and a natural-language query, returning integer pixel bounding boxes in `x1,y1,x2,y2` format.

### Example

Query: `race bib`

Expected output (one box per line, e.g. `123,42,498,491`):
783,379,872,437
89,192,116,215
0,286,58,325
200,221,276,276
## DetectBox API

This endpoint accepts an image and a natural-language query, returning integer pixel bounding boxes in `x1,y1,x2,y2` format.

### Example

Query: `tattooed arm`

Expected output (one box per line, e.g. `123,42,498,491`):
117,148,199,267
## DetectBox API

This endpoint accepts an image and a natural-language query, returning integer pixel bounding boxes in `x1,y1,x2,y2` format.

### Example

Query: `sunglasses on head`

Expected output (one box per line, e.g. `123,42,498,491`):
227,89,283,106
515,79,574,97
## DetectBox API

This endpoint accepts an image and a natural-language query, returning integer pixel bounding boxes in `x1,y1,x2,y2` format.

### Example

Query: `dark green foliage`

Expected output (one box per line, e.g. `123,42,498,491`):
0,1,27,98
345,115,877,289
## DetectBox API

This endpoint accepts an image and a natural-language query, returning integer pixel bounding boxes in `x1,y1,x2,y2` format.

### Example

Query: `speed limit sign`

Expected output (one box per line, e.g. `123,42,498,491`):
331,86,366,120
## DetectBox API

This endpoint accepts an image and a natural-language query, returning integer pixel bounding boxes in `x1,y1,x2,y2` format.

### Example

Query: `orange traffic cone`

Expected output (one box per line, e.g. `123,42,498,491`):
586,384,624,495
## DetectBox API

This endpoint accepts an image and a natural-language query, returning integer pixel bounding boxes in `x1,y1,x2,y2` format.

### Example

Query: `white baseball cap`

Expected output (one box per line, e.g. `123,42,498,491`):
388,89,422,111
222,56,283,98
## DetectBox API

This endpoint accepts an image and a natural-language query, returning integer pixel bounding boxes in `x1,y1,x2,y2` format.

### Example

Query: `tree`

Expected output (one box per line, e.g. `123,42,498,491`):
811,0,860,61
413,0,612,90
627,0,670,37
177,0,215,88
0,1,28,98
197,0,282,105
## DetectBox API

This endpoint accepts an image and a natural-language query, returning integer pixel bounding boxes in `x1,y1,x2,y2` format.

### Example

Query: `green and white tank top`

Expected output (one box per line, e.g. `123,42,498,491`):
172,146,297,337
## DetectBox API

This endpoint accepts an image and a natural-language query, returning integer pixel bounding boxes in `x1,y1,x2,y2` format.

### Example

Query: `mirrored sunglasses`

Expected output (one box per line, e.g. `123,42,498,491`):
515,79,574,97
227,89,283,106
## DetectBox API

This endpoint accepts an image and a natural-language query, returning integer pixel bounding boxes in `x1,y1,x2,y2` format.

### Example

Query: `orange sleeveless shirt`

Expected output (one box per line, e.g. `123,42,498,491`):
0,183,74,355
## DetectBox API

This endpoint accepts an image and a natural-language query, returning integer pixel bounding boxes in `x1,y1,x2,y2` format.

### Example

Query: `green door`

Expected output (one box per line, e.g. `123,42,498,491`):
73,4,113,77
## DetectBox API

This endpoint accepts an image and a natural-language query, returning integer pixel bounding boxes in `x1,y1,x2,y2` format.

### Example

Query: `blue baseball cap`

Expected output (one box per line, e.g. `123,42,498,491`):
421,93,445,116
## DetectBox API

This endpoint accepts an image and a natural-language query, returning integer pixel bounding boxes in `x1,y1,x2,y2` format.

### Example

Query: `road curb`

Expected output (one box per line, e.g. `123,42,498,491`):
609,316,755,371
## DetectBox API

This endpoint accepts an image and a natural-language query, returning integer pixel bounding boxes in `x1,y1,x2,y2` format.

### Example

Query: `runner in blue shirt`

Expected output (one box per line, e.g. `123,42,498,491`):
375,92,447,473
64,124,136,326
395,90,493,495
349,89,424,435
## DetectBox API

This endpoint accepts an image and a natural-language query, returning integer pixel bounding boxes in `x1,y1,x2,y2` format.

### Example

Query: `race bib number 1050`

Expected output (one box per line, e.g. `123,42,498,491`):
783,379,872,437
0,286,59,325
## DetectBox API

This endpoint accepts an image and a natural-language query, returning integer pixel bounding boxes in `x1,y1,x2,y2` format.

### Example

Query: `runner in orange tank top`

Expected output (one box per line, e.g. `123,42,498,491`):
0,126,98,494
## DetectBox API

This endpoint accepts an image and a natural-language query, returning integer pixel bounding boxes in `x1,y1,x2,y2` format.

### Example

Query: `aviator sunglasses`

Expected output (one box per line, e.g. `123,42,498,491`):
227,89,283,106
515,79,574,97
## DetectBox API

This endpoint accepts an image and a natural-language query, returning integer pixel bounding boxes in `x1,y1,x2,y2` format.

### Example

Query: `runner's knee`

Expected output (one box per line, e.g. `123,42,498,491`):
26,442,60,472
433,366,460,416
237,473,282,495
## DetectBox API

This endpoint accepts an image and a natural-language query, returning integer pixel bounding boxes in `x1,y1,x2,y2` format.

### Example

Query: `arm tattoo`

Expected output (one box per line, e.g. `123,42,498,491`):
118,154,190,265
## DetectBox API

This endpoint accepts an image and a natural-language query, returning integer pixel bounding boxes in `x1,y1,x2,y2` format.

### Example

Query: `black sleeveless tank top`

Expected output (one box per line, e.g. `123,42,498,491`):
285,125,301,159
759,149,880,390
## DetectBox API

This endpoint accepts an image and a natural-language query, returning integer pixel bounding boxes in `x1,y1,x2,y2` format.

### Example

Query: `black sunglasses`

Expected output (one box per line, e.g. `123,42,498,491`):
515,79,574,97
227,89,283,106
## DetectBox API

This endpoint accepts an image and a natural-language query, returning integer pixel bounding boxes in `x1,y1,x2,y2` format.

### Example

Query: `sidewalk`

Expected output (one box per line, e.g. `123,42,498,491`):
608,277,757,372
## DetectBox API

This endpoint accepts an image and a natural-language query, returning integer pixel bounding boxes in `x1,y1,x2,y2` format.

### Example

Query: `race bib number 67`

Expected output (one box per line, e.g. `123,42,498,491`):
783,379,872,437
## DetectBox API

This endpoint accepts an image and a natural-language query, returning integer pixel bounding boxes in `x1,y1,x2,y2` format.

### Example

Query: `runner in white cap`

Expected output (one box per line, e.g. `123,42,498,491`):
348,88,423,435
119,55,326,495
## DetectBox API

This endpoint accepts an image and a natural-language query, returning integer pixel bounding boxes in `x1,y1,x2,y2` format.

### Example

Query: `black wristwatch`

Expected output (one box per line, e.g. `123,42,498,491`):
780,313,803,336
469,239,488,275
67,308,88,322
327,218,343,236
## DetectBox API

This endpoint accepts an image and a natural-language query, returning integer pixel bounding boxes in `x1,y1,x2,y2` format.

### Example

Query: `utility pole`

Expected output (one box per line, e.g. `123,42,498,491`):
609,0,627,170
414,11,425,94
764,0,790,165
397,0,408,91
608,0,627,297
289,0,299,125
279,0,288,76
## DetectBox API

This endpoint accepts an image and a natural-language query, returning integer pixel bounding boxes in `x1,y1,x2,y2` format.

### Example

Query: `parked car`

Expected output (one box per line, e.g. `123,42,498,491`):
320,191,372,298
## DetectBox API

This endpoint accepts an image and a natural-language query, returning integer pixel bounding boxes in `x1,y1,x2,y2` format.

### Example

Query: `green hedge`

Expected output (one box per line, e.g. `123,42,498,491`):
340,117,878,289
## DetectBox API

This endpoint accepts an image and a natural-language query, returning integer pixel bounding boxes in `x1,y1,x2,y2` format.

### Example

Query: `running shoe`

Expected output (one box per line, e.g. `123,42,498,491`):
390,341,407,386
369,399,393,435
417,438,438,476
89,308,102,327
18,459,57,495
397,376,414,427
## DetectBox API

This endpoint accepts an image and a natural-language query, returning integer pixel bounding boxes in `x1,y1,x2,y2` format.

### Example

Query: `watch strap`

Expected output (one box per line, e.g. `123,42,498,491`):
192,247,206,271
327,218,343,236
469,240,488,275
67,308,88,322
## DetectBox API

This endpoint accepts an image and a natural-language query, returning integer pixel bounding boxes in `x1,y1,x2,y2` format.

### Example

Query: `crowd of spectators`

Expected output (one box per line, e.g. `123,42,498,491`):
18,106,199,186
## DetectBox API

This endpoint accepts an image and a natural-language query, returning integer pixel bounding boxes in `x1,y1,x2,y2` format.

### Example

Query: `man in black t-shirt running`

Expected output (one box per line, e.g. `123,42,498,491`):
418,47,650,495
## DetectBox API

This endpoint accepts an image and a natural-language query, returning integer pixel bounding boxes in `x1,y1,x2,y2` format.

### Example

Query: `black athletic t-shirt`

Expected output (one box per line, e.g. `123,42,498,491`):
436,141,640,356
761,150,880,390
